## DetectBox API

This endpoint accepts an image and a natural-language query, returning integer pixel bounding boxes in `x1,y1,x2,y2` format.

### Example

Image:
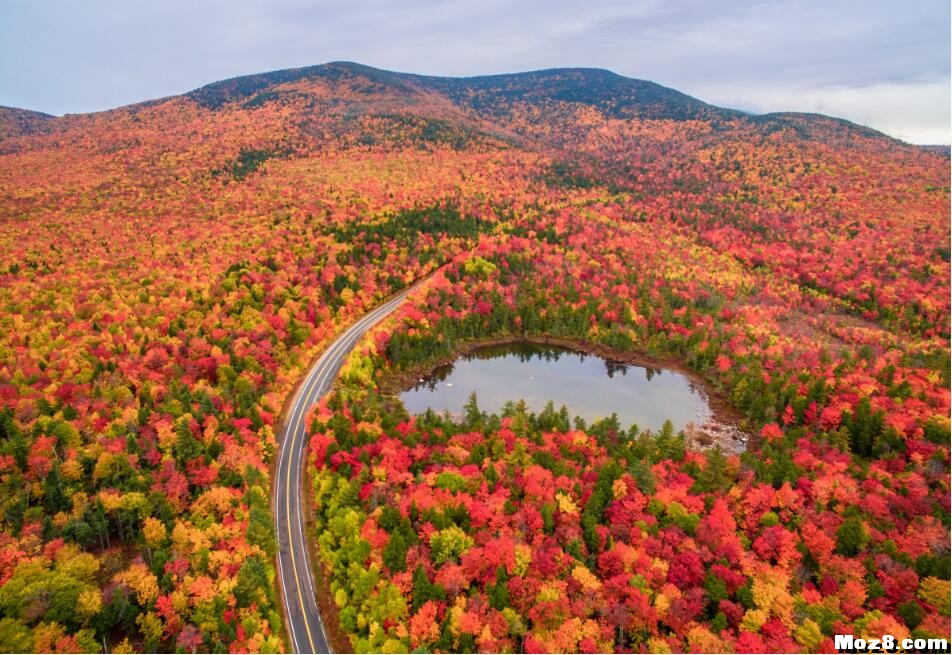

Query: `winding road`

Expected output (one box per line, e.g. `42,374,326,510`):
274,288,415,654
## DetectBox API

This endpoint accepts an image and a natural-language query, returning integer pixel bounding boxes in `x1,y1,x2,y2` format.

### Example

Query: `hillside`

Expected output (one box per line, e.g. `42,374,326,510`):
0,106,54,141
184,61,738,121
3,62,916,150
0,62,948,654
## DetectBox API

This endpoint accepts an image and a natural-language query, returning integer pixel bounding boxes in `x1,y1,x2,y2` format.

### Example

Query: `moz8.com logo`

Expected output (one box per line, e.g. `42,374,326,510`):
834,634,950,653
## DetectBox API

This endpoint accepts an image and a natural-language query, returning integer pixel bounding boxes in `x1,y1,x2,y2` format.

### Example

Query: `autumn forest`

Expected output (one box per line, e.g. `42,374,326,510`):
0,62,949,653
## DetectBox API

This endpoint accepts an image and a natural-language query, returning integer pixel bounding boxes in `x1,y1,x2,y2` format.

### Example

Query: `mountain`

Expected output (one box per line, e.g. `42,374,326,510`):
752,111,903,143
408,66,736,120
1,61,939,221
180,62,905,146
920,144,951,158
0,106,54,140
187,61,740,122
1,62,913,151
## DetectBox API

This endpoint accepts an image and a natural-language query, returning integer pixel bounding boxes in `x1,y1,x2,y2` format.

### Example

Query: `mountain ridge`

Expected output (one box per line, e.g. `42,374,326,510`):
0,61,920,147
0,105,56,140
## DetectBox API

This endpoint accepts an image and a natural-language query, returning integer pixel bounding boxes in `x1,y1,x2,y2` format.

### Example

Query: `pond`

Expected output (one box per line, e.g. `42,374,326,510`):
399,342,714,434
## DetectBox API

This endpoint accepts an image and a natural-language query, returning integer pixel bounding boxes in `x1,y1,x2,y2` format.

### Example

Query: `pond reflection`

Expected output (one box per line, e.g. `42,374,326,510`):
400,342,711,433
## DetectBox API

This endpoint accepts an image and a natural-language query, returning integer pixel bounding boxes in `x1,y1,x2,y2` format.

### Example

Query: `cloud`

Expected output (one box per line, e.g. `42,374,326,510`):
701,80,951,145
0,0,948,143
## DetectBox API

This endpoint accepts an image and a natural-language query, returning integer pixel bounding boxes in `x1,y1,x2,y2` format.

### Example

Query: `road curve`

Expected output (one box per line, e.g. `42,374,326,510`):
274,288,415,653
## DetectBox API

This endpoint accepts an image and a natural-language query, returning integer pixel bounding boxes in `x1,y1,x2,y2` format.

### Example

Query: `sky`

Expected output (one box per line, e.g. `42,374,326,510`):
1,0,949,144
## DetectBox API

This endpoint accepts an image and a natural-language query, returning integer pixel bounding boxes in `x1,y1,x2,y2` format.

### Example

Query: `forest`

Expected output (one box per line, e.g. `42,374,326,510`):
0,62,947,652
306,208,949,652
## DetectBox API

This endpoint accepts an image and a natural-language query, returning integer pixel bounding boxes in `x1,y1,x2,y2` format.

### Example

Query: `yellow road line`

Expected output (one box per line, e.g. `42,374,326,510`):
281,291,411,653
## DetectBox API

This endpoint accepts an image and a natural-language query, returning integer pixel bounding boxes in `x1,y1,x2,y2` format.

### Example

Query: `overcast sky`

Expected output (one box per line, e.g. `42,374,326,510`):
1,0,949,144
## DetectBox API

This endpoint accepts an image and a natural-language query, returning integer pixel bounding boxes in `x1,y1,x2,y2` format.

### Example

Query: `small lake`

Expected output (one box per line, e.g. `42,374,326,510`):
399,342,713,433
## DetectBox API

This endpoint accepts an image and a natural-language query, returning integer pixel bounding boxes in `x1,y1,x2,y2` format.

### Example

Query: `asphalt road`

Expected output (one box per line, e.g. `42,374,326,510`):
274,289,414,654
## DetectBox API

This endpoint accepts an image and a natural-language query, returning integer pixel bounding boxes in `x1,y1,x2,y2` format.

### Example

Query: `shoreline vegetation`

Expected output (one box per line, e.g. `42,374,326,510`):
304,331,753,652
299,200,949,651
377,335,750,452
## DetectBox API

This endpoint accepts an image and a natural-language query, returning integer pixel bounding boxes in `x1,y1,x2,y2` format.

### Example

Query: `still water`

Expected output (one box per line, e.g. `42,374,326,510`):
399,342,712,433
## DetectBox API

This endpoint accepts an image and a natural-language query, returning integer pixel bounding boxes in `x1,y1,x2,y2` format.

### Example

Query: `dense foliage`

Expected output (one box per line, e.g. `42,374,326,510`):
0,62,947,652
307,223,949,652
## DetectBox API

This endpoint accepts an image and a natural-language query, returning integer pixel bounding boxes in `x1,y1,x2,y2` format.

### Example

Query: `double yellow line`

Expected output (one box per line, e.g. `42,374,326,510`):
277,291,411,653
